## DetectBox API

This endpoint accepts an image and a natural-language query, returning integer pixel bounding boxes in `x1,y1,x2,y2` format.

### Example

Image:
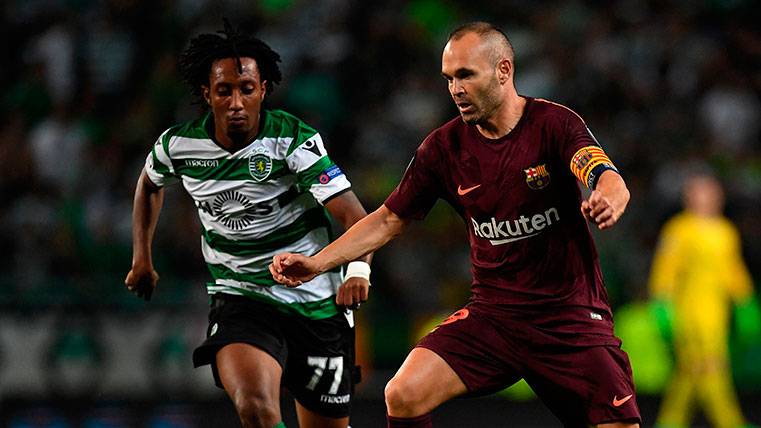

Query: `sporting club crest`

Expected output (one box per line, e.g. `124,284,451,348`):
249,149,272,182
524,164,550,190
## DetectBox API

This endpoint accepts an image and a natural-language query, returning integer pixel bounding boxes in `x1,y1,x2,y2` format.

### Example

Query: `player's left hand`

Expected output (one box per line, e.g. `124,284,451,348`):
336,277,370,310
581,189,624,230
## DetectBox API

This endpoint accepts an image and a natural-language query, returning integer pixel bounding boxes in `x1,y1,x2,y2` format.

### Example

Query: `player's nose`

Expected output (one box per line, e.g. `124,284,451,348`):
230,89,244,110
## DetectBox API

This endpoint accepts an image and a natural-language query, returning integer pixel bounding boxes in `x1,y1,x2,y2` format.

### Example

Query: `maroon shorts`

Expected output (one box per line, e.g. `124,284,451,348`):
416,302,641,427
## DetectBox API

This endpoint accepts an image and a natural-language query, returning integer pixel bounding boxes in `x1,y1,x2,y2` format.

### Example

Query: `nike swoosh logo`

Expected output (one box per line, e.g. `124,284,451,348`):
489,232,541,245
457,184,481,196
612,394,633,407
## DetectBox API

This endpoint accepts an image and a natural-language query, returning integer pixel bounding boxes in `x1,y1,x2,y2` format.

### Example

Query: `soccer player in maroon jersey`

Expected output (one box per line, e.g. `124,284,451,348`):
270,22,640,428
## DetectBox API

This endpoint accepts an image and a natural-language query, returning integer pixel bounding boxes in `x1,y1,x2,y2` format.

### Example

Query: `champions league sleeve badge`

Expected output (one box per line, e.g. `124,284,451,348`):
524,164,550,190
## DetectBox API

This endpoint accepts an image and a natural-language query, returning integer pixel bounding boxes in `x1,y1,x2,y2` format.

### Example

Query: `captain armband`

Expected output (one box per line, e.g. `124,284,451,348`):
345,261,371,285
569,146,619,189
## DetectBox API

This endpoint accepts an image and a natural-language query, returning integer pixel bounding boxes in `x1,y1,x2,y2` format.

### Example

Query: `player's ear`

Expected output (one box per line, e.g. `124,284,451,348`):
260,80,268,101
202,85,211,105
497,58,511,84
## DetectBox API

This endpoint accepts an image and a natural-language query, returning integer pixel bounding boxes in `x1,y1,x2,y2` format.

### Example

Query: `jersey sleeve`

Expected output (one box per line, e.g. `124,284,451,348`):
384,135,442,220
144,129,179,187
558,109,619,189
648,219,684,300
285,129,351,205
725,223,754,301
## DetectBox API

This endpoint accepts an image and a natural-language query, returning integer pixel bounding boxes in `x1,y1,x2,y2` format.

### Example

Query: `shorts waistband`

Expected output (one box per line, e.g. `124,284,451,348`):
210,293,253,308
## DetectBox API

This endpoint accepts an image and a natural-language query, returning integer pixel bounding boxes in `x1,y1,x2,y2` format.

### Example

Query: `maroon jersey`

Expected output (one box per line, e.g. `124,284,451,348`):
385,97,616,316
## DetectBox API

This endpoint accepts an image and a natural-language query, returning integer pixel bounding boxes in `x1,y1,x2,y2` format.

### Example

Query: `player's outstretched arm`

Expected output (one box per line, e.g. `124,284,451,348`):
125,169,164,301
270,204,409,287
581,169,630,230
324,190,373,308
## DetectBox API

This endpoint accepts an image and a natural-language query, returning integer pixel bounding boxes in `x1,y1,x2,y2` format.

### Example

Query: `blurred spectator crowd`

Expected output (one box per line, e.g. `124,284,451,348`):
1,0,760,404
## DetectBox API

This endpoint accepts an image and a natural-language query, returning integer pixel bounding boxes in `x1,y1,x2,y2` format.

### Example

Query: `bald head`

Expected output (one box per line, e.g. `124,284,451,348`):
441,22,518,129
448,22,514,66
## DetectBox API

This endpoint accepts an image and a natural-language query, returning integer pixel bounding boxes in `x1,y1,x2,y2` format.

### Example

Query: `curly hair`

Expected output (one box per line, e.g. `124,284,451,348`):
179,21,282,103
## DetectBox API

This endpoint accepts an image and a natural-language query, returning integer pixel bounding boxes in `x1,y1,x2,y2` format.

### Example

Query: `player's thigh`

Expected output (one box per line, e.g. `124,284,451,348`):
675,322,729,373
385,347,469,413
385,307,522,416
295,401,349,428
413,307,522,397
283,311,357,420
526,345,641,427
594,422,639,428
216,342,283,402
192,294,288,391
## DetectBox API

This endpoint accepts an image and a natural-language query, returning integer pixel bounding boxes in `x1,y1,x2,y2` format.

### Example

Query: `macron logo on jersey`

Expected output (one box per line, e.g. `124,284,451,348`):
185,159,220,168
471,207,560,245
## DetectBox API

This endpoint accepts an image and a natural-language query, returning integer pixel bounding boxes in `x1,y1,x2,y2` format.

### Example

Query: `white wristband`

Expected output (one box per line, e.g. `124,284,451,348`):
345,261,371,285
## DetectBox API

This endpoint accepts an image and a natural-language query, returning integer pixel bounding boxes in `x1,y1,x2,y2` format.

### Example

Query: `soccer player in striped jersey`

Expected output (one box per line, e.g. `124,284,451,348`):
271,22,641,427
124,24,370,428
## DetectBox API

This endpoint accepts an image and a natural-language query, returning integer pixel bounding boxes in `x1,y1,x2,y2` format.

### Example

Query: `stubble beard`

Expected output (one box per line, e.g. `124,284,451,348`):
462,77,502,126
227,127,251,146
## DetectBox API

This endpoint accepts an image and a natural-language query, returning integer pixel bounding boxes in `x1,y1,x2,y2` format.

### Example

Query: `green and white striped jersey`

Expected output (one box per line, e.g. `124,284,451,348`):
145,109,351,319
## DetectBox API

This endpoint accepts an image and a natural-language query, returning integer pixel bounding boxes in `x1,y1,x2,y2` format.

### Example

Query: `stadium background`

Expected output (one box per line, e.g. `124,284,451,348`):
1,0,760,426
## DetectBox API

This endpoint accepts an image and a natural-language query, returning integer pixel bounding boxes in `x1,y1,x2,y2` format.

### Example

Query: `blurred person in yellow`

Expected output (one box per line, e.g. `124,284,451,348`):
649,171,760,428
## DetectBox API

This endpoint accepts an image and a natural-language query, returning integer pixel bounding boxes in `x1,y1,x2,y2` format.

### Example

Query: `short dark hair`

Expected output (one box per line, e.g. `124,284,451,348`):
179,22,282,102
448,21,514,62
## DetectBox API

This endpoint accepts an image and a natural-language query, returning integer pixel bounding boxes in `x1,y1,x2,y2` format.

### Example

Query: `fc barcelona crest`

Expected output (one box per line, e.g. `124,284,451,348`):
524,164,550,190
249,151,272,182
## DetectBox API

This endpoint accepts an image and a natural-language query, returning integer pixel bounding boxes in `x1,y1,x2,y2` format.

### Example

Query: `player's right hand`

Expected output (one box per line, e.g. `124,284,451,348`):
124,264,159,301
581,189,623,230
270,253,319,287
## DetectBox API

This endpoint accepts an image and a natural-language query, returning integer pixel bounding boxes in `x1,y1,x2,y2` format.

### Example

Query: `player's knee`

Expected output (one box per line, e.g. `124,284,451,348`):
231,390,280,428
594,422,640,428
384,376,425,415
